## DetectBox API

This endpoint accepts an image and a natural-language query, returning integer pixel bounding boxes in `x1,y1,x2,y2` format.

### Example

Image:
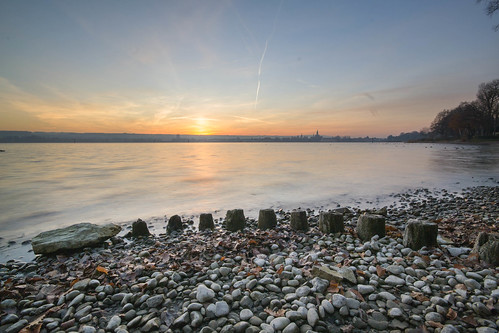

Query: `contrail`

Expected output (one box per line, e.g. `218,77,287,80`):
254,0,283,110
254,40,269,109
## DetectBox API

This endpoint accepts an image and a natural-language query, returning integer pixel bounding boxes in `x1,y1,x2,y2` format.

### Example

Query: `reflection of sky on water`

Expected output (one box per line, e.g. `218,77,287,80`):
429,144,499,175
0,142,498,262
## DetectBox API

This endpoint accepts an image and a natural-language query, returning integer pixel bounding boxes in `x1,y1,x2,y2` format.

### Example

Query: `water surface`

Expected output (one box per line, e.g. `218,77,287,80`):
1,142,498,261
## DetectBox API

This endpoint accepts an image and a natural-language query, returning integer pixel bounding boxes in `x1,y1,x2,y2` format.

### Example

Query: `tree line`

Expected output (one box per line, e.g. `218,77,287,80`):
430,79,499,140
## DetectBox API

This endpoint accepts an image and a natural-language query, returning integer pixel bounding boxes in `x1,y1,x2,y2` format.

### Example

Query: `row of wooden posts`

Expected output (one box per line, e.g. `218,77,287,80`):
164,208,439,250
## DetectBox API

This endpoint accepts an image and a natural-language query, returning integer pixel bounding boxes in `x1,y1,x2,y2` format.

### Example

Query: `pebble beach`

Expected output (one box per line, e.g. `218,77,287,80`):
1,186,498,333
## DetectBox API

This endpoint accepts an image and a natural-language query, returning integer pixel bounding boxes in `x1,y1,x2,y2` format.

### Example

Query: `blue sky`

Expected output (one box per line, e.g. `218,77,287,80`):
1,0,498,136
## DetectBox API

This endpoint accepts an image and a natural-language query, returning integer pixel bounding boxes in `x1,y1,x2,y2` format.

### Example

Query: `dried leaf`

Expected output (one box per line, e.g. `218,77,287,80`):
349,288,365,302
69,279,80,288
376,265,386,278
446,308,457,320
264,307,286,317
248,239,258,245
327,281,341,293
96,266,109,275
276,266,284,275
426,321,443,328
462,316,478,326
411,291,430,302
19,323,42,333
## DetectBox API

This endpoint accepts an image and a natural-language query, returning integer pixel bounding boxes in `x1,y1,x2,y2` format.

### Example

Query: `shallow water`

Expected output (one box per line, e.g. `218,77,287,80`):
0,142,498,262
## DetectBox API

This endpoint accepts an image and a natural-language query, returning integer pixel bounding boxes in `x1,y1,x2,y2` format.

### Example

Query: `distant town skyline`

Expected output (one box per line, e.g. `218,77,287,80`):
1,1,499,137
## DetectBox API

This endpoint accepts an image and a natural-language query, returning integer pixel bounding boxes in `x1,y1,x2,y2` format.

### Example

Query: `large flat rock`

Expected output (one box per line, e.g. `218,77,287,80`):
32,223,121,255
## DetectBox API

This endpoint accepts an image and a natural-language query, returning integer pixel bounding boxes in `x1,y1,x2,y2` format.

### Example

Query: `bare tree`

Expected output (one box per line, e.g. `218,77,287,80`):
477,0,499,31
477,79,499,134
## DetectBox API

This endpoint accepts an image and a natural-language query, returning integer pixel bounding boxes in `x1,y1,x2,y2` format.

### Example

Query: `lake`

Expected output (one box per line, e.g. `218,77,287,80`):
0,142,498,262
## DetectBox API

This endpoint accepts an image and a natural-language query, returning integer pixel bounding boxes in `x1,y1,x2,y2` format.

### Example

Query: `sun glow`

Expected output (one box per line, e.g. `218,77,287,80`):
192,117,214,135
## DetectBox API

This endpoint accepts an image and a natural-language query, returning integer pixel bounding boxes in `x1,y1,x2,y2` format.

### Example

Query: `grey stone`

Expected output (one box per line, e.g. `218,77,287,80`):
385,275,405,286
199,213,215,231
367,318,388,330
386,264,404,275
1,314,18,325
357,284,375,294
282,322,299,333
131,219,150,237
172,312,189,328
239,309,253,321
447,247,470,257
167,215,183,233
307,308,319,327
332,294,346,308
472,232,499,266
340,267,357,284
425,312,442,322
215,301,230,317
80,326,96,333
440,325,460,333
357,214,385,241
258,209,277,230
233,322,251,333
346,298,360,309
32,222,121,254
5,320,28,333
319,212,344,234
197,284,215,303
403,219,438,250
311,265,343,282
296,286,311,297
321,299,335,314
378,291,397,300
225,209,245,231
146,295,164,308
270,317,290,331
72,278,91,291
290,210,308,231
388,308,403,318
311,277,329,294
106,315,121,331
476,328,498,333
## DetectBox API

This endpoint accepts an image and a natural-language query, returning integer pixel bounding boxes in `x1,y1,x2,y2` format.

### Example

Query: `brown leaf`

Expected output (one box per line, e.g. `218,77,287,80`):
96,266,109,275
426,321,443,328
462,316,478,326
446,308,457,320
276,266,284,275
19,323,42,333
349,288,365,302
264,307,286,317
411,291,430,302
69,279,80,288
327,281,342,293
376,265,386,278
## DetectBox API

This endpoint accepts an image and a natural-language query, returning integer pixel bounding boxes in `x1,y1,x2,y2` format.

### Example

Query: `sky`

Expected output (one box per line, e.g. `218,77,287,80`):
1,1,499,137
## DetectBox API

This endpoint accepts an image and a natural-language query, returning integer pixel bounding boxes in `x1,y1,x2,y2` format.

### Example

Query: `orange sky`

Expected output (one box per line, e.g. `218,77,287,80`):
1,1,498,137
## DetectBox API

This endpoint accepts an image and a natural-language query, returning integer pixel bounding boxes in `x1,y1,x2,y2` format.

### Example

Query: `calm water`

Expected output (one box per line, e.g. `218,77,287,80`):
1,142,498,261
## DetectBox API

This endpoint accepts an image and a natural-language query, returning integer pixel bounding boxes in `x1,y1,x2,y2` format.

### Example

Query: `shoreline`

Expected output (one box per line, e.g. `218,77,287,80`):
0,186,498,332
0,184,493,264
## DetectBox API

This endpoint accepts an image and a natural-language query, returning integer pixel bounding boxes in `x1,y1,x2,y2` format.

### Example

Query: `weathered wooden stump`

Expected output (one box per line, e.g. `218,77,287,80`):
319,212,344,234
357,214,385,241
132,218,150,237
290,210,308,231
472,232,499,266
403,219,438,250
167,215,183,233
258,209,277,230
225,209,245,232
199,213,214,231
